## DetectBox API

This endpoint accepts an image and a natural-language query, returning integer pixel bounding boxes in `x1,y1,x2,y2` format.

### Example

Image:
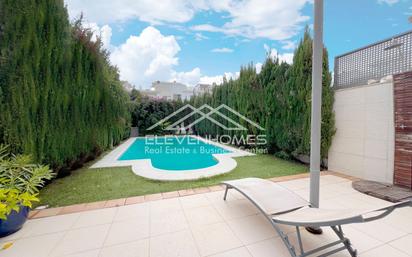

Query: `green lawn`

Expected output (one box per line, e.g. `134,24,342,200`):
38,155,308,207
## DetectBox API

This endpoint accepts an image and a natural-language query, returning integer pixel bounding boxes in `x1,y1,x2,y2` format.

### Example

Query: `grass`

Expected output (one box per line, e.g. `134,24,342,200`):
38,154,308,207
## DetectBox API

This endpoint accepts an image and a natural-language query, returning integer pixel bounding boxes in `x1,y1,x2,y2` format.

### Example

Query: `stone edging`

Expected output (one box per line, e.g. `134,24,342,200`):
29,171,358,219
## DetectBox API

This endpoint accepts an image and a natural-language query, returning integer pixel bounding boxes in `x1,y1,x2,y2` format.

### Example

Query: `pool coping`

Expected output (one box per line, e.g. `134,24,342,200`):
91,135,254,181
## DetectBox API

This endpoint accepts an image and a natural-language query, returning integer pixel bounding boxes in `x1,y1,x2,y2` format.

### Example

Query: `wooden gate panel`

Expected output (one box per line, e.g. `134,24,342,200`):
393,71,412,189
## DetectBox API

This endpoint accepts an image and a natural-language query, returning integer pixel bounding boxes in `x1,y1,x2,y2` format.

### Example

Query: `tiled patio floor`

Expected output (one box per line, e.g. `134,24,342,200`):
1,175,411,257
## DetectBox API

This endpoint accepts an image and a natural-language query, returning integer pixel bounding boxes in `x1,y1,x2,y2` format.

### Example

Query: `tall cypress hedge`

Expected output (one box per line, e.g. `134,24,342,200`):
191,29,335,160
129,90,185,135
0,0,130,175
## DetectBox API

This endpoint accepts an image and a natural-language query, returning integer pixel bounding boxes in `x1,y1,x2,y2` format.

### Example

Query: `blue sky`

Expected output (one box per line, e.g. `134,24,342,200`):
65,0,412,88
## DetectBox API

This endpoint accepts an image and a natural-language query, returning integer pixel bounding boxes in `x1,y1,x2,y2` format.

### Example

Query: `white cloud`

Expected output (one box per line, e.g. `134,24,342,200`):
211,47,234,53
192,0,311,40
65,0,198,24
194,32,209,41
171,68,202,86
82,22,112,49
65,0,311,40
110,26,181,88
279,53,294,64
255,62,263,74
100,25,112,49
281,40,297,50
191,24,225,33
199,72,239,85
63,1,309,88
264,44,294,64
108,26,237,88
377,0,399,5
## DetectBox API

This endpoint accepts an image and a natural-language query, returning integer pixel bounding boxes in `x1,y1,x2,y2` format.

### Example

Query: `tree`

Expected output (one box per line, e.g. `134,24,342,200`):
286,27,335,159
190,27,335,162
0,0,130,176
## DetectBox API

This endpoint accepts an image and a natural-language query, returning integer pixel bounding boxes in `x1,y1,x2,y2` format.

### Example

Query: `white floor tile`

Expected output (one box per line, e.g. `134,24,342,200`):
227,214,276,245
277,178,310,190
191,222,242,256
350,219,407,243
150,210,188,236
382,210,412,233
1,232,64,257
150,198,182,215
320,175,351,184
23,213,80,237
206,189,245,202
73,208,117,229
50,224,110,256
330,194,376,210
204,191,225,203
99,239,149,257
209,247,252,257
213,199,259,220
149,230,199,257
114,203,149,222
340,226,383,253
360,244,410,257
319,199,349,209
246,237,290,257
104,219,150,246
184,205,223,227
62,249,100,257
179,194,210,209
326,182,357,195
389,234,412,256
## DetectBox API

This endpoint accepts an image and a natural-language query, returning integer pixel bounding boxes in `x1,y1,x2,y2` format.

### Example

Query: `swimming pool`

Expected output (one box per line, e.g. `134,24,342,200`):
91,135,254,181
118,136,230,170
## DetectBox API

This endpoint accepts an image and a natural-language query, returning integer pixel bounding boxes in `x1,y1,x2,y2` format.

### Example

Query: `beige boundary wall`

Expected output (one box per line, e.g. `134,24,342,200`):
328,81,395,184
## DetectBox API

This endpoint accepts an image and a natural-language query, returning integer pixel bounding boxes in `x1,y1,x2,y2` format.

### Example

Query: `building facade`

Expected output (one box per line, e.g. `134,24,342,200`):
142,81,193,101
193,83,214,96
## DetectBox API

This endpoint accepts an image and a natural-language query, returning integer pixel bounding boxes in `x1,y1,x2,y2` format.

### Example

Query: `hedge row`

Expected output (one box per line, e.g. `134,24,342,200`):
0,0,130,175
190,29,335,160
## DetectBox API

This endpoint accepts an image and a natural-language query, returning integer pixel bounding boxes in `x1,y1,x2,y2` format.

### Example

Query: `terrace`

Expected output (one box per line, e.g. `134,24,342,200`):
2,174,412,257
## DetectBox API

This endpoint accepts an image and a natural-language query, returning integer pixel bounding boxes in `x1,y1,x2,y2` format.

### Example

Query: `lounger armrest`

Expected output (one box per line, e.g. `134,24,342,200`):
362,200,412,222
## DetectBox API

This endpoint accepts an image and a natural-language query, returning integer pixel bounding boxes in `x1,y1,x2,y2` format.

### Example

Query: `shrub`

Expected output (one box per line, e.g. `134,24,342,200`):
0,145,55,219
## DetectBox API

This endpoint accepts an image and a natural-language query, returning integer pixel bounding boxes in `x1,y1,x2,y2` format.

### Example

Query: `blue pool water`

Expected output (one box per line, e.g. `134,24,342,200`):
118,136,230,170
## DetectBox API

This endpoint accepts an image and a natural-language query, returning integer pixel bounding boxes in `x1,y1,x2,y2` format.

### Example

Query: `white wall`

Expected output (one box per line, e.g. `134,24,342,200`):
328,82,395,184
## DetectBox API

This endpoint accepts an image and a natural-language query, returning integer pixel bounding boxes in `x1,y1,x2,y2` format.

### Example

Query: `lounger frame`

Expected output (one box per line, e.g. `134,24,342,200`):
223,183,410,257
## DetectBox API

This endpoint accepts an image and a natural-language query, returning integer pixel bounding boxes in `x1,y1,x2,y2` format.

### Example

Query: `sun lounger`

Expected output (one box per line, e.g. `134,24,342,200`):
222,178,411,257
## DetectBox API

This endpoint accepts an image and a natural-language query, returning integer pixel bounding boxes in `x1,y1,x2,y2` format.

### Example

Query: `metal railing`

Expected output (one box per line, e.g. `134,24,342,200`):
334,30,412,88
